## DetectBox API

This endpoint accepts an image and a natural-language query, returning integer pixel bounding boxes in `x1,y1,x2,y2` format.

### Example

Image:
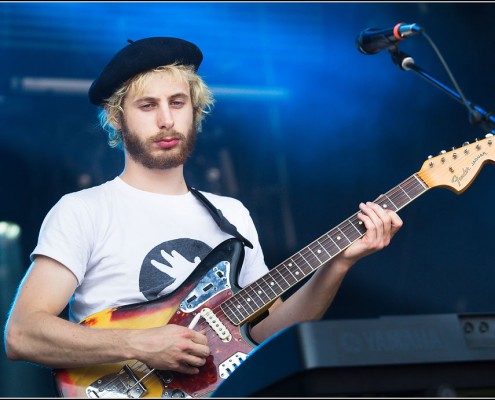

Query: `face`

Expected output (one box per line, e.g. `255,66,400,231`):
119,71,197,170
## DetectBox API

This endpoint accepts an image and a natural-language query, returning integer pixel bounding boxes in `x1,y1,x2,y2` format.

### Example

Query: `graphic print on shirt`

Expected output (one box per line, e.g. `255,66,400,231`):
139,238,212,300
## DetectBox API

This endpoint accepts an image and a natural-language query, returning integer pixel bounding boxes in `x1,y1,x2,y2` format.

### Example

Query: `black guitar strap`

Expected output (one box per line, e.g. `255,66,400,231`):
188,186,254,249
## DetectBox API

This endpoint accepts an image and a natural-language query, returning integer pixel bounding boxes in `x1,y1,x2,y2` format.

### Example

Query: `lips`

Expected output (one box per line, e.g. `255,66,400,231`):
155,138,180,149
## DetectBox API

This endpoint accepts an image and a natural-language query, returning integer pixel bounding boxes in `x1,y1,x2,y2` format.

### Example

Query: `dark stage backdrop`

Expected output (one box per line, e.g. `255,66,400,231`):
1,2,494,396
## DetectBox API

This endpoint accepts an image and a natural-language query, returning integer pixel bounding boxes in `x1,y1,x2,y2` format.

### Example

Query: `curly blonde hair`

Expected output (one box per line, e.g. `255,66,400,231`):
98,63,214,149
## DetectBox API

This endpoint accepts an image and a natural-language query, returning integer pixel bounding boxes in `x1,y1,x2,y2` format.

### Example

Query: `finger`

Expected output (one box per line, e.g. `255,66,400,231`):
190,330,209,346
357,203,382,240
385,209,403,236
183,354,207,368
365,202,392,227
189,342,211,358
176,363,201,375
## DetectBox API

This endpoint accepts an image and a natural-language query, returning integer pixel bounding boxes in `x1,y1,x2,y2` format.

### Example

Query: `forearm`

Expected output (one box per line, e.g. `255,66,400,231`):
5,311,136,369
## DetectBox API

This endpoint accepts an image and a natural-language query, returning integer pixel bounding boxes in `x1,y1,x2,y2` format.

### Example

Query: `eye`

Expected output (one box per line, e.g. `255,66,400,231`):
140,103,156,110
170,100,185,107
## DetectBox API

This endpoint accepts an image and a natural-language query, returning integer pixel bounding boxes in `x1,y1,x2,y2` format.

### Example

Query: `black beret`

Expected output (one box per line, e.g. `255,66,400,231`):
88,37,203,105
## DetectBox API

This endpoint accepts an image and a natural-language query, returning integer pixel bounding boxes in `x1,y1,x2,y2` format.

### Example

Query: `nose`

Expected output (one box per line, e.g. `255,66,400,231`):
157,105,174,130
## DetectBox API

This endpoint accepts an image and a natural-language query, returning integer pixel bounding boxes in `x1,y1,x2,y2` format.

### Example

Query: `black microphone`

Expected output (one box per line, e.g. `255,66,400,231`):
356,22,424,55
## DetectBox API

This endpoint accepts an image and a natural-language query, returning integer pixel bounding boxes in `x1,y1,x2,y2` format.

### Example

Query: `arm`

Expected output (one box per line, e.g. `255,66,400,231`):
250,201,403,343
4,255,210,374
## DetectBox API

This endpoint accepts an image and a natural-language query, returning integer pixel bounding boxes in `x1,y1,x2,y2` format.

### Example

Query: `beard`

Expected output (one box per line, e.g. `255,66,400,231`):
121,122,197,170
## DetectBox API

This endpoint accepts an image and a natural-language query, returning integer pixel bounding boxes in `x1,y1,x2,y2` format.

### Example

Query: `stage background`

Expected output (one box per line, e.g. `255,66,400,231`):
1,2,494,396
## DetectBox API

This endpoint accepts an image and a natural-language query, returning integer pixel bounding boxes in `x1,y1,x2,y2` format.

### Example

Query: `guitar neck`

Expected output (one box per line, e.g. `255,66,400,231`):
221,173,429,325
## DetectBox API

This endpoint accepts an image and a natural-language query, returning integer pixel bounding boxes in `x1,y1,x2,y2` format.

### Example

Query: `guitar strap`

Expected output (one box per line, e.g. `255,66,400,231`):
188,186,254,249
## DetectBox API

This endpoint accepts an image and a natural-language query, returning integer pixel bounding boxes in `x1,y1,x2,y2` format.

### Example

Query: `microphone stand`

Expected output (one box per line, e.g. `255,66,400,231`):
388,47,495,134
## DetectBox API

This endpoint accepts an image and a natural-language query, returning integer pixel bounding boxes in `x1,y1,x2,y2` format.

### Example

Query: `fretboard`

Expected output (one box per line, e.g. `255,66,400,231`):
220,173,429,325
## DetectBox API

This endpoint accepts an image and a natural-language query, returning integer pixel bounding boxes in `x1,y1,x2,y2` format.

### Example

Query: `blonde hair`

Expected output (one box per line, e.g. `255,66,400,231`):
98,63,214,149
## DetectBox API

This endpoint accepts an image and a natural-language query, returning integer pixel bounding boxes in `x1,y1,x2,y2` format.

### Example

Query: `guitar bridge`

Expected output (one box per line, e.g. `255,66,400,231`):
86,364,148,398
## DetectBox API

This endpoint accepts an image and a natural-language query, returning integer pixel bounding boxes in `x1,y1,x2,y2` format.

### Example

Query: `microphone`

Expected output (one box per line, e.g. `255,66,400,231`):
355,22,424,55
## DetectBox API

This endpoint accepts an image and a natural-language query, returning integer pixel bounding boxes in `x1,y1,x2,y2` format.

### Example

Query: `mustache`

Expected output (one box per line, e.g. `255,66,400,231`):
148,130,187,142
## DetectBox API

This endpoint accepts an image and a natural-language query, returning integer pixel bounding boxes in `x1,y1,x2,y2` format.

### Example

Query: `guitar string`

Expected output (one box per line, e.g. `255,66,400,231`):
95,144,492,393
106,169,437,396
90,175,431,396
218,174,428,324
98,143,491,395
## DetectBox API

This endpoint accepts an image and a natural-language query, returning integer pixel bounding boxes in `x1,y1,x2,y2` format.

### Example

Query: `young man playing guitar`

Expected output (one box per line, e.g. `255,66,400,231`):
4,37,402,397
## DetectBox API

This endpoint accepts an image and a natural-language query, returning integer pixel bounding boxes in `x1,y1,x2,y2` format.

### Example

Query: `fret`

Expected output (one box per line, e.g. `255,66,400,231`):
286,260,305,280
307,244,330,265
281,263,299,285
301,248,319,269
290,256,312,275
404,175,427,200
250,281,271,304
260,274,282,298
315,238,333,259
237,290,256,314
345,217,362,236
296,251,314,273
226,296,248,322
221,299,242,325
413,174,429,190
243,287,264,309
233,301,250,321
272,268,290,290
379,193,398,211
339,219,361,242
389,186,411,209
328,227,351,249
400,184,413,200
348,214,366,236
320,234,341,257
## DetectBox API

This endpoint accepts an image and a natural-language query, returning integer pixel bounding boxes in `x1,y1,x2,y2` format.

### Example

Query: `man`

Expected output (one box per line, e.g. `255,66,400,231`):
5,37,402,393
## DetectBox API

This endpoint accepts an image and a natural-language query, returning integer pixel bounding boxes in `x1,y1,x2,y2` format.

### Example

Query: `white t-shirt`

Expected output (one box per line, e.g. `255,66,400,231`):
31,177,269,323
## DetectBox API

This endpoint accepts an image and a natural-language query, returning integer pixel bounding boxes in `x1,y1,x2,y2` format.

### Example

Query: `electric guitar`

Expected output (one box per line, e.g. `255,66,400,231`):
54,134,494,398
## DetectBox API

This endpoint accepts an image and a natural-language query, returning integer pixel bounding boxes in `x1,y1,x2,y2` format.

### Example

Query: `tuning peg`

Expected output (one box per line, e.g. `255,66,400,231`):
462,141,470,146
485,133,494,138
439,150,446,155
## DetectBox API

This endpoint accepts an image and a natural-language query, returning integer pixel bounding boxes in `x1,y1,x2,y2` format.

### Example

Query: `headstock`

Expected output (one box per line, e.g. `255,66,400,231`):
417,133,494,193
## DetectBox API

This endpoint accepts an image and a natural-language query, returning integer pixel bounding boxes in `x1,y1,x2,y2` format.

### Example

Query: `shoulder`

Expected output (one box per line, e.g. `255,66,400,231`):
49,178,119,219
59,178,119,205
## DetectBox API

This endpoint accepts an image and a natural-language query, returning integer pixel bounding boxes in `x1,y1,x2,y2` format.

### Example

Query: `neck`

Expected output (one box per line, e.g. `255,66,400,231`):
120,161,188,195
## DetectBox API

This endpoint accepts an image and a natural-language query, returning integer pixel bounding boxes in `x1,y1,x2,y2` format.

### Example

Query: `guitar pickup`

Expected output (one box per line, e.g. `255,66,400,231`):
202,283,214,292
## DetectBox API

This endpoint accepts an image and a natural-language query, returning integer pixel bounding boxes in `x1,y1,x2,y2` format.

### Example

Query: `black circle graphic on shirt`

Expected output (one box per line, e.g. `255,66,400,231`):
139,238,212,301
